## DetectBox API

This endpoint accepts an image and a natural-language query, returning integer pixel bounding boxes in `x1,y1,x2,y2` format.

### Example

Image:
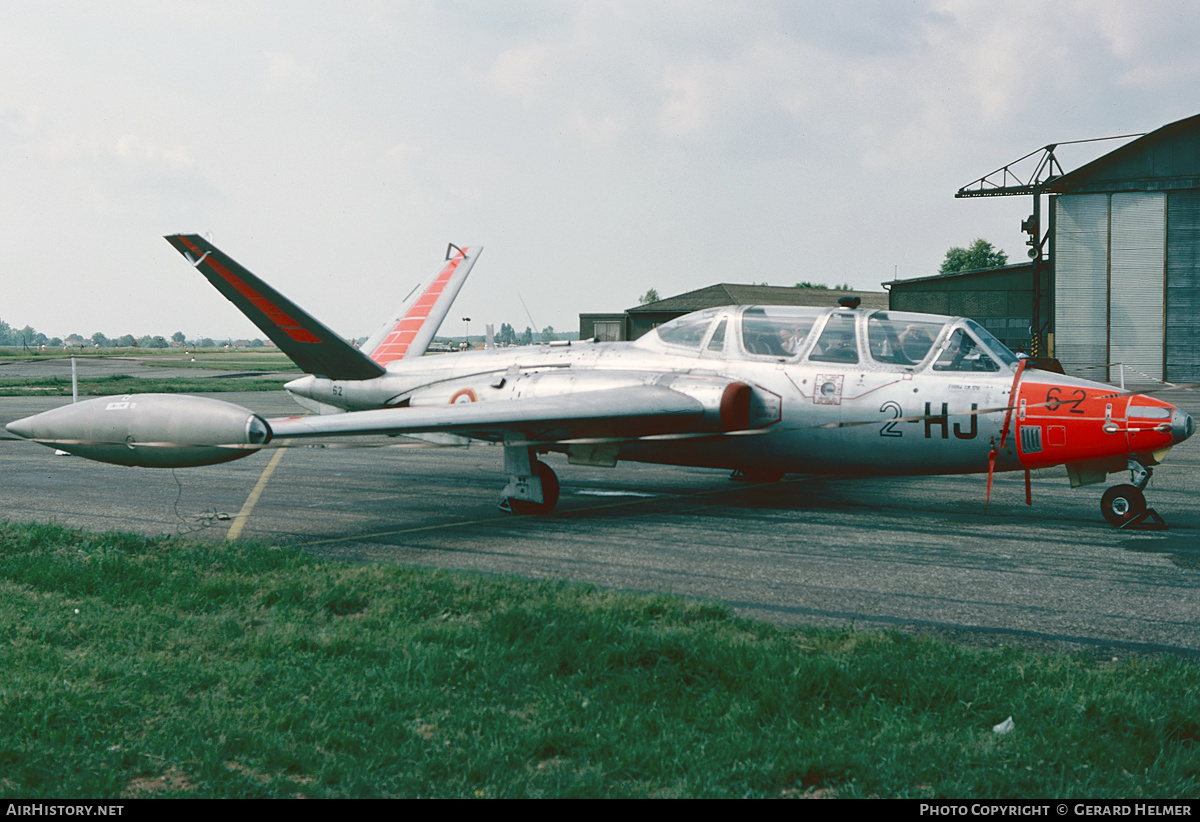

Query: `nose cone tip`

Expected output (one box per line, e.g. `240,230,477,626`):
1179,411,1196,444
284,375,314,395
5,417,35,439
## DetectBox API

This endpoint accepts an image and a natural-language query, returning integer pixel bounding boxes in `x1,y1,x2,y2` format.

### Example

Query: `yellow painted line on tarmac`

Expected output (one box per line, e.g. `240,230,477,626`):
227,443,289,541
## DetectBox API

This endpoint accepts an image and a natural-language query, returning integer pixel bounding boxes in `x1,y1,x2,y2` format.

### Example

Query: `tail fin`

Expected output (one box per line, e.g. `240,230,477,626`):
164,234,386,381
361,244,482,366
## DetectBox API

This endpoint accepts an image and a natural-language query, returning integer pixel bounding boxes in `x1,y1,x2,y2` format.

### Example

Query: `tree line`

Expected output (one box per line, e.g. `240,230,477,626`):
0,320,267,350
490,323,559,346
0,316,563,352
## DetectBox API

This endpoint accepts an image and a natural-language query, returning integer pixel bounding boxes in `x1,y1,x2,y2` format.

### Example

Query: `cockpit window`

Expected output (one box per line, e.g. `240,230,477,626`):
963,320,1020,367
933,328,999,372
707,319,727,352
655,309,718,350
740,307,822,358
867,313,947,365
808,312,859,364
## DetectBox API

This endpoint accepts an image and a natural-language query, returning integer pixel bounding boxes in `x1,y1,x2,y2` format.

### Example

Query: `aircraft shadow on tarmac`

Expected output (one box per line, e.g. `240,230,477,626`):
1119,533,1200,568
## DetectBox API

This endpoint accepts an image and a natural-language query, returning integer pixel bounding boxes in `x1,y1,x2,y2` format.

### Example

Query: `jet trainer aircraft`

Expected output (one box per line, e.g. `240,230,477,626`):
6,235,1195,527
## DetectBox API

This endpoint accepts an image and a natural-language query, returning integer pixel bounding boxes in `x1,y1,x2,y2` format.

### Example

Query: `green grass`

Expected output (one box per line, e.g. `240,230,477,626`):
0,349,298,394
1,520,1198,799
138,359,299,371
0,348,295,360
0,374,289,395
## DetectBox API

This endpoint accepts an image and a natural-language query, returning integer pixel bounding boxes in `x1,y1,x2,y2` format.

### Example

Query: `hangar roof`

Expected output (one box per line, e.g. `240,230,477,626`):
627,283,887,313
1051,112,1200,194
884,262,1033,289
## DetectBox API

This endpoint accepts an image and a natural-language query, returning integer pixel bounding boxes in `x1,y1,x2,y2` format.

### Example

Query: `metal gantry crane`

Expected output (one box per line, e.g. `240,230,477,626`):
955,134,1142,357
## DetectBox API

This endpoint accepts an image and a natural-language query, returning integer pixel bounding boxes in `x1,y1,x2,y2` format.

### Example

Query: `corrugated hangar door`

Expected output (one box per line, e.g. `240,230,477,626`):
1054,194,1109,379
1109,192,1165,383
1167,190,1200,382
1054,192,1167,383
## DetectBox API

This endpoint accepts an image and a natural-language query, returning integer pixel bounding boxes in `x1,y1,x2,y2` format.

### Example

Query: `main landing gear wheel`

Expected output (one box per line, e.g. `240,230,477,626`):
505,460,560,515
1100,484,1146,527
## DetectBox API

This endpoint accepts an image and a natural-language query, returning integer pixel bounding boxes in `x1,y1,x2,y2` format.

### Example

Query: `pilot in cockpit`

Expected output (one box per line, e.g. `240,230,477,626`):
897,323,933,361
816,329,856,361
778,325,805,355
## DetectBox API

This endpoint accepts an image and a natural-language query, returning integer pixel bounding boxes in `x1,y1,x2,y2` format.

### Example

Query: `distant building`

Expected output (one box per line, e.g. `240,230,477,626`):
885,263,1035,353
580,283,887,342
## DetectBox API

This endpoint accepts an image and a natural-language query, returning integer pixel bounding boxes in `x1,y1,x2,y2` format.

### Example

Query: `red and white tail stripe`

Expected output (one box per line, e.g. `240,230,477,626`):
364,245,480,367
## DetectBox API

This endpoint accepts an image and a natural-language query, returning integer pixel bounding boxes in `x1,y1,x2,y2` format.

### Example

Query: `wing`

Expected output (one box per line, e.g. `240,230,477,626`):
164,234,387,381
268,386,706,443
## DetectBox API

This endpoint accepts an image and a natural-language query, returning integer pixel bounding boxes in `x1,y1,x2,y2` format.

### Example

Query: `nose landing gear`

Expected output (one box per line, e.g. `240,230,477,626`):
1101,460,1167,529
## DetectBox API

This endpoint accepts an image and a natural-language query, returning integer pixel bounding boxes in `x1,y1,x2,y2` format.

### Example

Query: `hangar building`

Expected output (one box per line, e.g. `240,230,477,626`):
885,262,1034,354
580,283,887,342
1050,114,1200,383
889,112,1200,384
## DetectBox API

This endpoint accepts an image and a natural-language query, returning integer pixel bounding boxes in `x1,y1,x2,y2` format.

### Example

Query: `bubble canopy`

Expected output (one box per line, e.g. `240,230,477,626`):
640,306,1020,371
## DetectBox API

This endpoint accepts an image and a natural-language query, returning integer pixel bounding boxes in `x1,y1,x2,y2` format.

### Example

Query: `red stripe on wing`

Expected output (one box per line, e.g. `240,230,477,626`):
180,237,320,344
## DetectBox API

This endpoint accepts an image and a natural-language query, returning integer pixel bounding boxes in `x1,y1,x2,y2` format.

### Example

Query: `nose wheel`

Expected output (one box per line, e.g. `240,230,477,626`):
1100,462,1167,529
1100,484,1146,526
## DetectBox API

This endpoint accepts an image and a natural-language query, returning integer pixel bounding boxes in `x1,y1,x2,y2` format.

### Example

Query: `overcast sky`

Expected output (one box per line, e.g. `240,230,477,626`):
2,1,1199,342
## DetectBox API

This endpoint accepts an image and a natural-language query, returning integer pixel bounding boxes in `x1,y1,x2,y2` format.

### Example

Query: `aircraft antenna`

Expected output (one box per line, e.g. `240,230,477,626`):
517,291,539,335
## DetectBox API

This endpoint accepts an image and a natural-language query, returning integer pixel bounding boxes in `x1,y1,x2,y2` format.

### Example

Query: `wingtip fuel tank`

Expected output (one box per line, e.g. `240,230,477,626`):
5,394,272,468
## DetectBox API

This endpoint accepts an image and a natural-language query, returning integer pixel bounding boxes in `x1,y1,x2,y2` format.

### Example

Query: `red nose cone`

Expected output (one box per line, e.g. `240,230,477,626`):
1014,379,1188,469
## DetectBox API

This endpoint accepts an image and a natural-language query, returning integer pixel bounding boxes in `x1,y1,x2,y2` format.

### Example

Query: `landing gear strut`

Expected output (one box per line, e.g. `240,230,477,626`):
498,440,560,515
1101,460,1167,530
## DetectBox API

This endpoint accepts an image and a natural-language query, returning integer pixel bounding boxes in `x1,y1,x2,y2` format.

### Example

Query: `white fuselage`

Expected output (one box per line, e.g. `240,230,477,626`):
285,306,1030,477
